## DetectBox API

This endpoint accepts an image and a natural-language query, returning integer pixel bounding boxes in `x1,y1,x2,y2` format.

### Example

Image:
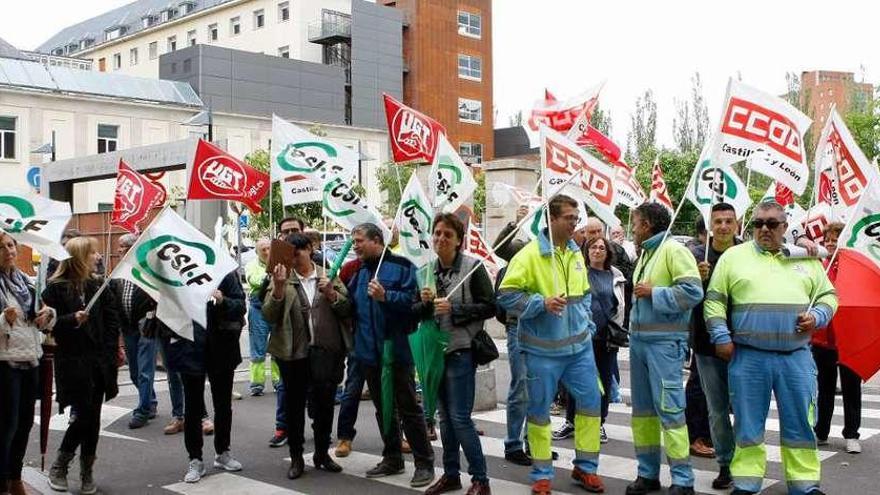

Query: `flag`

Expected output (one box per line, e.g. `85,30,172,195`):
813,107,880,223
111,160,165,234
540,125,619,227
111,208,237,341
383,94,446,165
395,174,435,268
565,104,623,164
488,182,543,210
429,134,477,212
650,157,674,214
529,83,603,132
322,177,391,241
613,161,647,209
188,139,270,212
839,185,880,270
716,79,812,195
0,189,71,260
463,220,506,280
271,115,360,206
685,135,752,224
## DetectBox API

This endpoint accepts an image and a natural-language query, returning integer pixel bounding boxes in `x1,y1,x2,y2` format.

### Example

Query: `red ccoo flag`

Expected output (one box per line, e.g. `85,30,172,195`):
649,157,674,214
383,93,446,165
187,139,270,213
111,159,166,233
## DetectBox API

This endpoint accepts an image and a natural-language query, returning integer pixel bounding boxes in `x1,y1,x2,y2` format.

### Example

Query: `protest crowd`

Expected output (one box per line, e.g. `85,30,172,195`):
1,85,878,495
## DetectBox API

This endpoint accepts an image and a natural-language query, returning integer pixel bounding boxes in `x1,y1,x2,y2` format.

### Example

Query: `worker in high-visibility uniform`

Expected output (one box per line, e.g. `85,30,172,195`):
498,194,604,495
705,201,837,495
627,202,704,495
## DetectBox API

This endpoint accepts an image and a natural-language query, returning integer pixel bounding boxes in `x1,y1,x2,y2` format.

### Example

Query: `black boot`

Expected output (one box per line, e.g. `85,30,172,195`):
712,466,733,489
625,476,661,495
79,456,97,495
287,456,305,480
313,452,342,473
668,485,694,495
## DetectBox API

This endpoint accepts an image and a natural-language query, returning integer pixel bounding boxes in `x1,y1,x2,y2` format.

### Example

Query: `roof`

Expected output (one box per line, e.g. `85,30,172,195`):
494,126,538,159
0,57,203,107
37,0,232,54
0,37,29,61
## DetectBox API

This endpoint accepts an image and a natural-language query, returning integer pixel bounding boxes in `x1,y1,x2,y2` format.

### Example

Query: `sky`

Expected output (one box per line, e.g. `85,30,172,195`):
2,0,877,149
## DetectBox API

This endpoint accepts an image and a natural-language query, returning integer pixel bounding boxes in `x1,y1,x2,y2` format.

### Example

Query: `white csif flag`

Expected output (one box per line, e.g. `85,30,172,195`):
429,134,477,213
0,189,72,260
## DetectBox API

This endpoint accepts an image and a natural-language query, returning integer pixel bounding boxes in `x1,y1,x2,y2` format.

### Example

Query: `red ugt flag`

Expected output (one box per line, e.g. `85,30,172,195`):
188,139,270,213
383,94,446,165
111,159,166,233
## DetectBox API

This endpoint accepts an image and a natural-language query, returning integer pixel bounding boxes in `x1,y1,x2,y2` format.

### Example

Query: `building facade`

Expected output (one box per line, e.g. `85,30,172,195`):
800,70,874,133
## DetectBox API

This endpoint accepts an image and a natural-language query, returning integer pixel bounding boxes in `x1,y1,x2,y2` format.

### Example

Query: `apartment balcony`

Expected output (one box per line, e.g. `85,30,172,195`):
308,16,351,45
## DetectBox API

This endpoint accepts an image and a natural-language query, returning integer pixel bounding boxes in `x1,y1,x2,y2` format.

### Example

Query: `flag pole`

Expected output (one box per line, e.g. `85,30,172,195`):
84,204,172,313
268,138,275,240
374,164,409,279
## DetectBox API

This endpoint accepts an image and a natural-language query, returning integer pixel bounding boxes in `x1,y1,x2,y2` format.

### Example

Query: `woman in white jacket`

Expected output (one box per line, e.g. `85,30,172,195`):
0,233,54,495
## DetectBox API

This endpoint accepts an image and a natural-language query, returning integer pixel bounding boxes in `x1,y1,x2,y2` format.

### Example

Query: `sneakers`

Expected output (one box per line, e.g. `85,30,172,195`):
816,437,829,446
571,467,605,493
401,439,412,453
48,451,74,492
551,421,575,440
531,479,552,495
231,391,242,401
667,485,695,495
268,429,288,448
424,475,462,495
213,451,242,472
335,439,352,457
625,476,661,495
599,425,608,444
504,449,532,466
164,418,184,435
128,414,148,429
202,418,214,436
365,460,404,478
249,384,265,397
689,437,715,458
846,438,862,453
184,459,206,483
712,466,733,489
410,467,435,488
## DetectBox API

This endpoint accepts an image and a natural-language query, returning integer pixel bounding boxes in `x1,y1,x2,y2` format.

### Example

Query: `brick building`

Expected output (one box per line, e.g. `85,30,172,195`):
801,70,874,132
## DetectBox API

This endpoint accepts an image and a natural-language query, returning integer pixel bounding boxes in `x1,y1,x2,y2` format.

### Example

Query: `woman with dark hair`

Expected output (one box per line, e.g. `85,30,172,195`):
42,237,120,495
0,234,55,495
418,213,495,495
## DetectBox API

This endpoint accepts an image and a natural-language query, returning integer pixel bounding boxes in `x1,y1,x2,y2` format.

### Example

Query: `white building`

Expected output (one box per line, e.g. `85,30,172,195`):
38,0,351,79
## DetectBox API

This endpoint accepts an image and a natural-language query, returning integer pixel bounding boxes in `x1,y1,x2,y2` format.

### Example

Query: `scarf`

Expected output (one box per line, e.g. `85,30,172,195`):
0,268,33,315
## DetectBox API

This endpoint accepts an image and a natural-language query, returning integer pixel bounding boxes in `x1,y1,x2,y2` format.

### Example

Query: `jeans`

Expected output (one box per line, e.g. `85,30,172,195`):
504,323,528,454
695,353,734,468
60,365,104,457
123,332,158,420
159,338,184,419
438,350,487,483
278,349,344,457
248,299,279,390
0,363,38,483
813,346,861,440
274,380,287,431
336,355,366,441
566,339,617,424
363,362,434,469
685,353,711,442
181,369,234,460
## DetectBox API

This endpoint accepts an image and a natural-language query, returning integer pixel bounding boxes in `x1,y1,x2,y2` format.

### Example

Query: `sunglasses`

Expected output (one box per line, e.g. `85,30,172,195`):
750,219,783,230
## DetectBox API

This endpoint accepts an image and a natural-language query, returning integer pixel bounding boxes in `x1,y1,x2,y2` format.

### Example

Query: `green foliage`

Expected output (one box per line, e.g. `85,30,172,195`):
589,104,613,136
672,73,710,155
376,162,415,218
473,171,486,222
625,89,658,165
843,89,879,161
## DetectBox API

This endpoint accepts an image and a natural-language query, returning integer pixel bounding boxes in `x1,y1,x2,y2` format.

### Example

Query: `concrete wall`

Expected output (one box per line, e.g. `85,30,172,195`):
350,0,403,129
483,157,540,245
160,44,347,125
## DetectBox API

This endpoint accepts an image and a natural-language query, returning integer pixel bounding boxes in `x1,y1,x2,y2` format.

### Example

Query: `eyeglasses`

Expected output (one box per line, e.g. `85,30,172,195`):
750,219,783,230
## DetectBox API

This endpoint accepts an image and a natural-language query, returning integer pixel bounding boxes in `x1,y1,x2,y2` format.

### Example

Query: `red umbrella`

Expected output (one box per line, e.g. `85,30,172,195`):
40,338,56,471
831,249,880,381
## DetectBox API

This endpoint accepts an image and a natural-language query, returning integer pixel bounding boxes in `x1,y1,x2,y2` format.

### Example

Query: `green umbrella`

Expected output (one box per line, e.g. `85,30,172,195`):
408,264,448,422
380,338,396,435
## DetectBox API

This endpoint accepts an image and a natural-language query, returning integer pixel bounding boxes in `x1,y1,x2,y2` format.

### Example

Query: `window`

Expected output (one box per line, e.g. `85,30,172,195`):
105,27,123,41
208,23,219,41
458,98,482,123
458,54,481,80
459,142,482,164
180,1,195,15
278,45,290,58
278,1,290,22
149,41,158,59
112,53,122,70
230,16,241,35
0,117,16,160
167,35,177,52
254,9,265,29
183,58,192,72
129,47,138,65
97,124,118,154
457,11,481,38
187,30,197,46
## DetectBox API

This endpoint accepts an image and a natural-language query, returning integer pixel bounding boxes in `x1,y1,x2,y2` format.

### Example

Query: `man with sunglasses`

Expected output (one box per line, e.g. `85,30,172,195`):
705,201,837,495
499,194,605,495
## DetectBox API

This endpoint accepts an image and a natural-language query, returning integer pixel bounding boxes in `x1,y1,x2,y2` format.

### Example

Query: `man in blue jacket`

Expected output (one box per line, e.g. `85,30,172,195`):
346,223,435,488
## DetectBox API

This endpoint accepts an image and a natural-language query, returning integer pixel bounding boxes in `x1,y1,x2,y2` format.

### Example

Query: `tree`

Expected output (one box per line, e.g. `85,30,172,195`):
508,110,524,128
629,147,700,233
844,88,879,161
472,170,486,222
625,89,657,165
672,73,710,155
589,104,613,136
376,162,415,217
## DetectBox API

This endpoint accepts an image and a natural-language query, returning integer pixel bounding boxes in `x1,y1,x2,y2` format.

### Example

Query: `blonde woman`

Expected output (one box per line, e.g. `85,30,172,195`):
42,237,120,495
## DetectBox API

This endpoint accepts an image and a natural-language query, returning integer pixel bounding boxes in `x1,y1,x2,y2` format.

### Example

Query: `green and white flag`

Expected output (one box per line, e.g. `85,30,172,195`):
322,177,391,241
840,184,880,269
111,208,237,341
271,114,359,206
0,189,72,260
396,174,436,268
429,134,477,213
685,134,752,226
